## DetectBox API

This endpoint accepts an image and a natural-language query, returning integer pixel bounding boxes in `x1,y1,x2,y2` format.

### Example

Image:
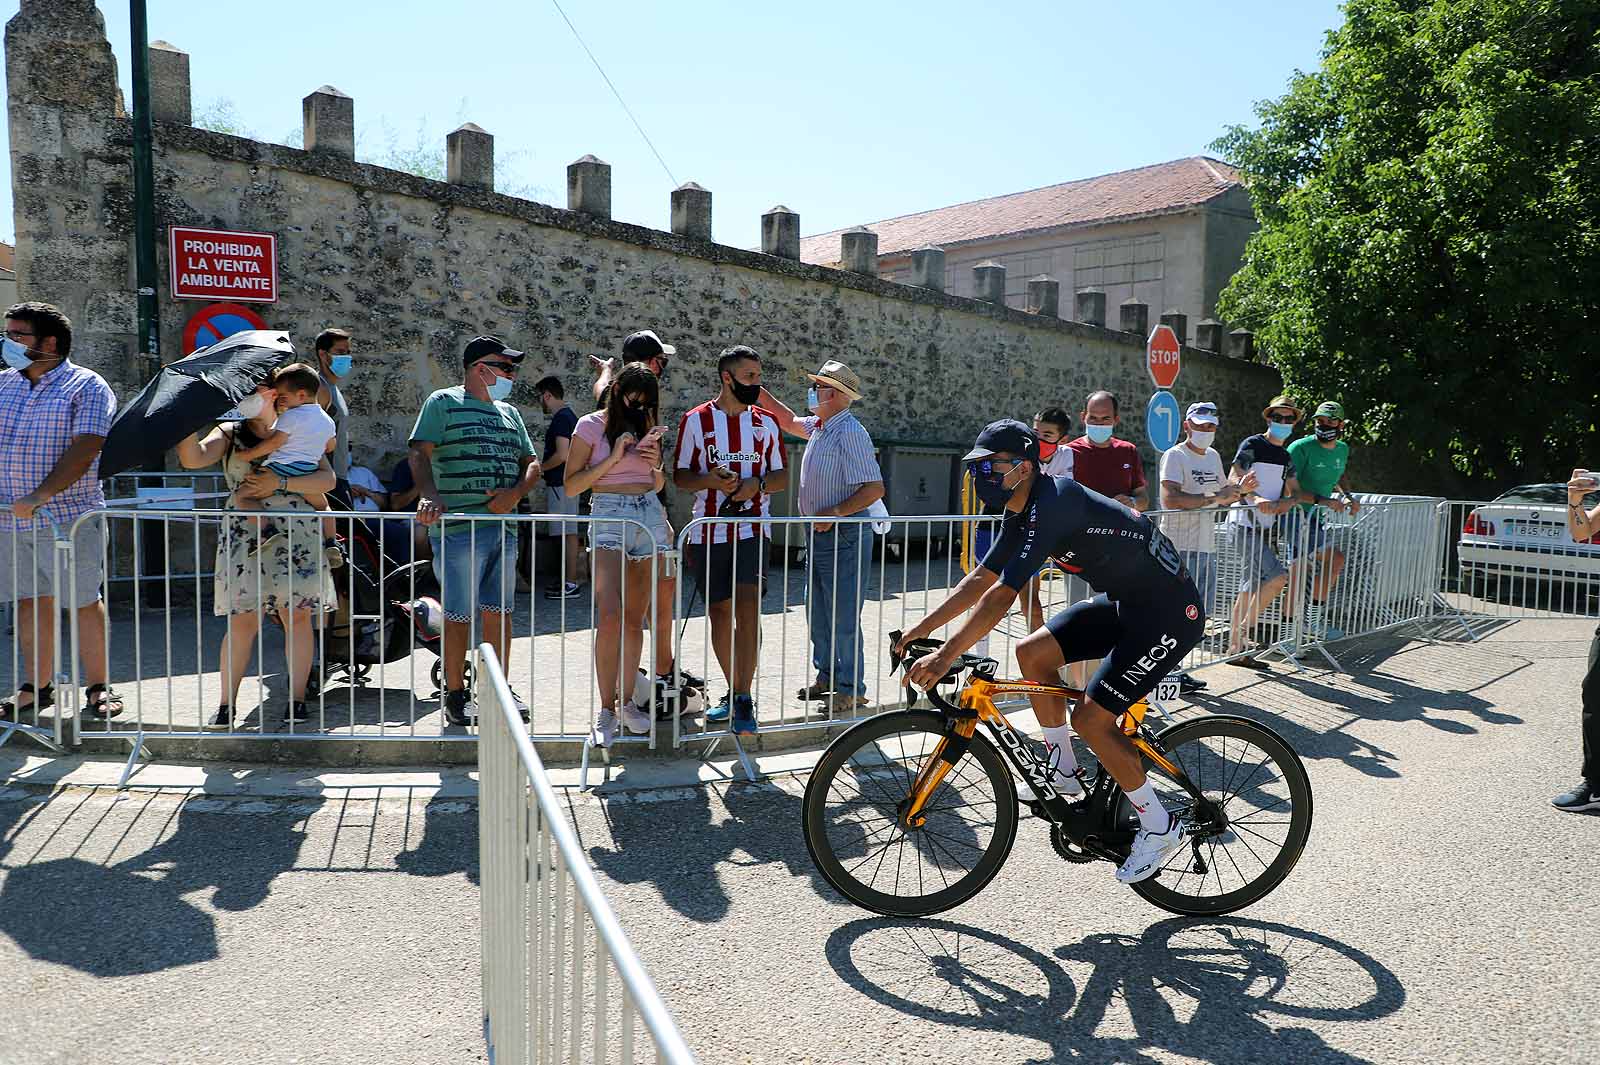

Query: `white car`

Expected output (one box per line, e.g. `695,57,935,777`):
1457,484,1600,589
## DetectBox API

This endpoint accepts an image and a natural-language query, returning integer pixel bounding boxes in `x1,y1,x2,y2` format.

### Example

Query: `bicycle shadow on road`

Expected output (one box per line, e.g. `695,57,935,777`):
825,915,1403,1065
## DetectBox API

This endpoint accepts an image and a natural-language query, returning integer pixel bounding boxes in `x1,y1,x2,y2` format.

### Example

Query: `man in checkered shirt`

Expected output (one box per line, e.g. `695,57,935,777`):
0,302,122,722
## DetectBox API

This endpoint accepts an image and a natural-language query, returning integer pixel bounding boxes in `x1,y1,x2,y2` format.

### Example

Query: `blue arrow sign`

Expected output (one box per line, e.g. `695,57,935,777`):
1146,390,1182,452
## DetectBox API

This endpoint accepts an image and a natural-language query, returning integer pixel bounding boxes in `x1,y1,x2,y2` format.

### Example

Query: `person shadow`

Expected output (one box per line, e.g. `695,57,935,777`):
826,914,1404,1065
0,770,323,977
393,788,480,884
582,778,837,923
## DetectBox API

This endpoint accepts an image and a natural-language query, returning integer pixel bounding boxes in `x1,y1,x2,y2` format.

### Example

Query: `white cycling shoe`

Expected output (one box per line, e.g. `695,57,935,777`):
1116,814,1186,884
1015,769,1085,804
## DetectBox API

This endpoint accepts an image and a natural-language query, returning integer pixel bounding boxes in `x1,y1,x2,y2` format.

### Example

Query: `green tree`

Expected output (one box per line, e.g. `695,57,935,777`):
1215,0,1600,491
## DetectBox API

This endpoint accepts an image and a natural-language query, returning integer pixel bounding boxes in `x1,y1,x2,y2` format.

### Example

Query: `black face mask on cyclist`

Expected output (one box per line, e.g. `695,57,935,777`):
971,459,1027,509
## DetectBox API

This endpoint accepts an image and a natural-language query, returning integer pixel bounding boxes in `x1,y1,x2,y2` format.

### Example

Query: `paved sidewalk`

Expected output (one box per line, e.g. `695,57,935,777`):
2,619,1597,1064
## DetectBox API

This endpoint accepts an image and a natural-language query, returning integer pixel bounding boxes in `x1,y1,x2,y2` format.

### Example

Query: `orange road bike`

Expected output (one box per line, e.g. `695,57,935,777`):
802,633,1313,917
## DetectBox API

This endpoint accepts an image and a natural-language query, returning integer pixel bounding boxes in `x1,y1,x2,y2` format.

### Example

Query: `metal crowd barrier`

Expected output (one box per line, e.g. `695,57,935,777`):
1441,497,1600,625
477,643,695,1065
62,505,659,785
102,471,230,586
11,494,1589,783
0,511,75,754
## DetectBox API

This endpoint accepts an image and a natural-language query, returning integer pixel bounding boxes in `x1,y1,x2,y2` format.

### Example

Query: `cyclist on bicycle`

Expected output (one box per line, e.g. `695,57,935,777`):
896,419,1206,884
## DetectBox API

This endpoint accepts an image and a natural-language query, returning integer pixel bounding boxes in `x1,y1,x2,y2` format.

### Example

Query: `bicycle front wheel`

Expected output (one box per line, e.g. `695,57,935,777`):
1130,714,1313,916
803,709,1019,917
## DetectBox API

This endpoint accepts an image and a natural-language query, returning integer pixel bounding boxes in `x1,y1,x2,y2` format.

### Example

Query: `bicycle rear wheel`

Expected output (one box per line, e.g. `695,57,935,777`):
1129,714,1313,916
803,709,1018,917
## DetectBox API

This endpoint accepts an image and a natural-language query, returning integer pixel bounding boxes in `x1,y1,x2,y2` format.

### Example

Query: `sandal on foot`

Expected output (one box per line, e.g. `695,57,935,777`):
83,683,125,719
0,682,54,721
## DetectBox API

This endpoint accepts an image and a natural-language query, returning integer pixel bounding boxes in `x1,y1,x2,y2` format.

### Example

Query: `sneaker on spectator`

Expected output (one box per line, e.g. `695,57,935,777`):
1552,781,1600,813
508,688,530,723
544,581,584,600
207,704,234,730
620,701,652,736
591,707,619,748
1178,674,1207,695
443,688,476,726
285,700,312,724
706,692,732,723
731,694,758,736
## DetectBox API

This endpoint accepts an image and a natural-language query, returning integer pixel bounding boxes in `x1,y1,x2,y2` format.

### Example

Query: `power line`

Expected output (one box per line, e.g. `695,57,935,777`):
549,0,679,187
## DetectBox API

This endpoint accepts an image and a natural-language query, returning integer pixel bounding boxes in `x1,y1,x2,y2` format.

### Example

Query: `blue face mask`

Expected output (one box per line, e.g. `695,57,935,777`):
328,354,353,377
487,374,514,402
1085,423,1114,445
807,387,820,413
2,338,33,370
1267,421,1293,441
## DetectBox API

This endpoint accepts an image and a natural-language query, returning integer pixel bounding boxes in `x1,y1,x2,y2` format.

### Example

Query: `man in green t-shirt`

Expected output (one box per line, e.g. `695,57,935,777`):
409,336,542,726
1283,400,1361,639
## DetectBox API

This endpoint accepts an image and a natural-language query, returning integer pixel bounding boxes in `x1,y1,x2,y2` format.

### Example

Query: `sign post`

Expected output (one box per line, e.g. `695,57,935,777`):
1146,324,1181,389
169,227,278,303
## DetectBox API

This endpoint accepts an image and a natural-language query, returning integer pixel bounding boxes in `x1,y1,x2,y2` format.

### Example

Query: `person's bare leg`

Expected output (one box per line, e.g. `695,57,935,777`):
442,619,470,692
480,607,511,678
1016,628,1070,727
623,559,653,700
564,535,582,584
1283,559,1309,622
651,570,676,676
707,598,733,688
14,596,53,703
218,611,263,707
592,548,624,706
1071,698,1148,792
282,607,314,701
1313,548,1346,601
732,583,760,693
76,600,109,687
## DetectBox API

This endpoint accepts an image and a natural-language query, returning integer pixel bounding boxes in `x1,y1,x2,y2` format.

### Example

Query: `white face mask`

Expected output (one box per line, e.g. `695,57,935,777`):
236,393,270,420
1188,429,1216,449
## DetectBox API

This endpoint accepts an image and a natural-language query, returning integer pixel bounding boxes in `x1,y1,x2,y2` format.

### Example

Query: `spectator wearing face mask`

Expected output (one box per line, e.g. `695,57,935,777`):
311,327,354,502
1067,390,1146,510
1224,394,1303,668
409,336,542,726
1160,402,1248,691
1019,406,1075,633
1283,400,1360,640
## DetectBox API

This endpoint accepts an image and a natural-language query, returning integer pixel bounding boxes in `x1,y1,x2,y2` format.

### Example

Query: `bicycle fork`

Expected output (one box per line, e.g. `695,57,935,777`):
899,718,977,829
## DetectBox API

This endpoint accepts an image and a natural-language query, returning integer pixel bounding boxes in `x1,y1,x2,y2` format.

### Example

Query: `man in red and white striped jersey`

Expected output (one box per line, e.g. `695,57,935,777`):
673,346,789,730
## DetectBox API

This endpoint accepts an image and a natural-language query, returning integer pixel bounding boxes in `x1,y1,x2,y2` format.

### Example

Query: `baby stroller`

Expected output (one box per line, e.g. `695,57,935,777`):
308,503,464,697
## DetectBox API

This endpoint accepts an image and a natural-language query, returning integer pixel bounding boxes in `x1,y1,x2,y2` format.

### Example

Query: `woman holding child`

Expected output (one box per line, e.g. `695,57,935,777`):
177,363,337,729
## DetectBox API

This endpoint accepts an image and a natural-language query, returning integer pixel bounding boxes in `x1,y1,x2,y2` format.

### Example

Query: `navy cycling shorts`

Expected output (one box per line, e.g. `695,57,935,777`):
1045,588,1206,715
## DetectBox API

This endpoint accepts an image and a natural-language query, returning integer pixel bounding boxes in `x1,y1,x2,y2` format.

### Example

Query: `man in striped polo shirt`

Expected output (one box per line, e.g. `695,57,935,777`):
674,346,789,731
761,360,885,714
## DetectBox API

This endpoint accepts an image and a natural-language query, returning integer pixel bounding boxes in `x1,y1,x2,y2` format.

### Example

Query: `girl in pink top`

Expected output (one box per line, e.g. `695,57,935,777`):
563,364,687,745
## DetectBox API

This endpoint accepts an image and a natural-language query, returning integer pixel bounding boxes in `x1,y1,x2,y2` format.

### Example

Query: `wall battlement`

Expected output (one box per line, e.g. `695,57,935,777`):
7,0,1422,496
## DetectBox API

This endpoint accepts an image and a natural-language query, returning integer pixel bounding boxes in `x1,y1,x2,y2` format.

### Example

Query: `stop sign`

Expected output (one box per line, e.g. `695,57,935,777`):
1147,324,1181,389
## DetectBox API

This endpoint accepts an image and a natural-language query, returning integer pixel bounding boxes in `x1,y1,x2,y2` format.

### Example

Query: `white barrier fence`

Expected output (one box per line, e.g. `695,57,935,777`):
1441,497,1600,623
0,495,1582,772
477,643,696,1064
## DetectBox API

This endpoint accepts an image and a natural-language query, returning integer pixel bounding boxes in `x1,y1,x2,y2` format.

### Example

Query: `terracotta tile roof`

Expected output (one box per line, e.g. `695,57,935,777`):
799,156,1242,265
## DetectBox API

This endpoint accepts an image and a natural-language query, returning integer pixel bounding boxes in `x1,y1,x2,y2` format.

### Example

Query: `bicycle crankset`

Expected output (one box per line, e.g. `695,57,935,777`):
1050,824,1098,864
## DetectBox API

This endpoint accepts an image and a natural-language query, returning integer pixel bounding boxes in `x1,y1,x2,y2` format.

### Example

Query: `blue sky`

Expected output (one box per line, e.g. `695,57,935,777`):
1,0,1343,248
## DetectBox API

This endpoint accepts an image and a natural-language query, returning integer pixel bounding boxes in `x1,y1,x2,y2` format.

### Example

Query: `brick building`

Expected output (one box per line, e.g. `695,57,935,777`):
800,157,1256,337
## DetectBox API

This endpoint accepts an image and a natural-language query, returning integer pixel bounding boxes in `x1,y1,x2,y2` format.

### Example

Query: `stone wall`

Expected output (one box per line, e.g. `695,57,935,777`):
5,0,1426,503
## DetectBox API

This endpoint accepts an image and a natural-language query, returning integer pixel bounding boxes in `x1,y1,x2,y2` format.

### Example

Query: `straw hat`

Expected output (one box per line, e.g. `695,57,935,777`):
806,360,863,401
1261,394,1302,421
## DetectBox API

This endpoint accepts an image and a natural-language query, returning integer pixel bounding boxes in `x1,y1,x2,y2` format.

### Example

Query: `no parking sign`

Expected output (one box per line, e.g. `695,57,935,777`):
181,302,269,355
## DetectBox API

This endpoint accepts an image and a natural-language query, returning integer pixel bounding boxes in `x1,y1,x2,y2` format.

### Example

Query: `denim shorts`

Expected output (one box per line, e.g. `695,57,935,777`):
589,492,671,561
428,521,516,623
1227,524,1287,588
1281,508,1334,561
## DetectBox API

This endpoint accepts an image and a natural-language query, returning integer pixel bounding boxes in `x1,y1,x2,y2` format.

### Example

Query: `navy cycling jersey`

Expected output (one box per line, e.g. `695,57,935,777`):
979,476,1189,601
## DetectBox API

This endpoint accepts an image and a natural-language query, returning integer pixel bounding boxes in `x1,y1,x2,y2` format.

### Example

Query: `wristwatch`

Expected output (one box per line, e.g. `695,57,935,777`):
757,474,767,494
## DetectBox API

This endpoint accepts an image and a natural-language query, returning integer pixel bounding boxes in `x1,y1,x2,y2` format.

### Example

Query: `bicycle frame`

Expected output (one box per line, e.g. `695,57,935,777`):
901,676,1198,847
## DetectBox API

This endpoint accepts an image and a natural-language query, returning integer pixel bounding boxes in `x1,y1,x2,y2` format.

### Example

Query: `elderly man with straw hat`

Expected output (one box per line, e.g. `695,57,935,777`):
760,360,885,714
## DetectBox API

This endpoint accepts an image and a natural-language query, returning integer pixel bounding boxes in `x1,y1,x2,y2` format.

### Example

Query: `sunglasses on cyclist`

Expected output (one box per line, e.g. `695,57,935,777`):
969,459,1021,479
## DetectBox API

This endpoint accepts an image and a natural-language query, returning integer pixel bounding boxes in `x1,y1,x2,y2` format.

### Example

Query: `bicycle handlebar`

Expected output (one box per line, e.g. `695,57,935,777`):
888,630,997,714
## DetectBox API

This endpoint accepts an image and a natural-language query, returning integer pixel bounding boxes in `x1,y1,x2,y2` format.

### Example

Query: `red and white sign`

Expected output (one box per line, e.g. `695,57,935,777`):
1147,324,1181,389
169,226,278,303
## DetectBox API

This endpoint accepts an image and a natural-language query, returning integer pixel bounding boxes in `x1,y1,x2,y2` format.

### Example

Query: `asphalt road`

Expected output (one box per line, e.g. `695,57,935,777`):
3,618,1598,1064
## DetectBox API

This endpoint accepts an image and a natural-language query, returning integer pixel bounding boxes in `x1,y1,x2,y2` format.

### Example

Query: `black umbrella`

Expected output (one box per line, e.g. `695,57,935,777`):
99,329,297,478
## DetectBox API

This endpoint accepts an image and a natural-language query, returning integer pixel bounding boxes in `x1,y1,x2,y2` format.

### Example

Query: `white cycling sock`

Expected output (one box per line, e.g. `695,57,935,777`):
1126,781,1172,833
1041,723,1082,793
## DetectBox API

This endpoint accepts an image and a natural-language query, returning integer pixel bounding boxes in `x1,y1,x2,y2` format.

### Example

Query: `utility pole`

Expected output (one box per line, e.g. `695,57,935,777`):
130,0,168,591
130,0,160,379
